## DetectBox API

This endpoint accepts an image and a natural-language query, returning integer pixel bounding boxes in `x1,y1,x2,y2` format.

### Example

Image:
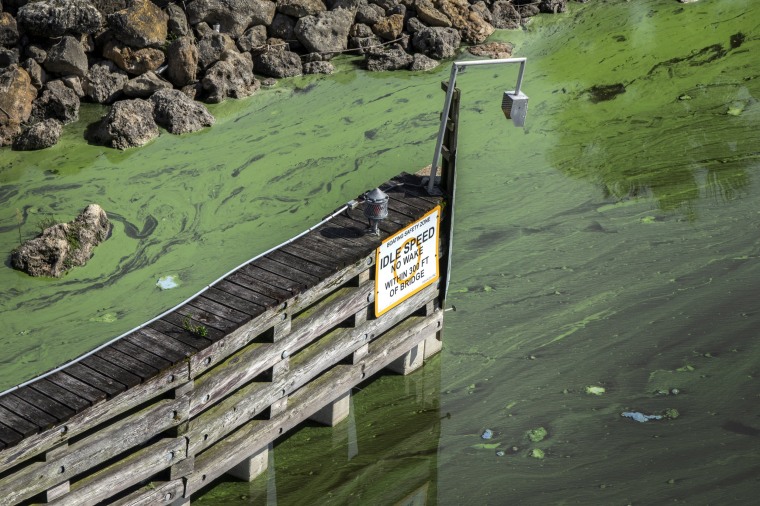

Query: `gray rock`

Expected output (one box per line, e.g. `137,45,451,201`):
0,46,19,68
277,0,327,18
31,79,80,124
61,75,85,97
197,32,237,71
187,0,276,38
303,60,333,74
24,45,47,65
295,9,353,54
43,36,88,77
107,0,168,48
470,2,492,25
21,58,47,89
253,45,302,78
237,25,268,52
0,12,19,46
348,22,382,55
123,70,172,97
411,26,460,60
166,37,199,87
202,50,259,103
98,98,159,149
17,0,103,37
409,53,439,71
365,45,412,71
12,118,62,150
269,14,298,48
539,0,567,14
83,60,129,104
150,88,215,134
10,204,112,278
490,1,521,29
167,3,190,37
91,0,129,15
517,3,540,18
356,3,383,25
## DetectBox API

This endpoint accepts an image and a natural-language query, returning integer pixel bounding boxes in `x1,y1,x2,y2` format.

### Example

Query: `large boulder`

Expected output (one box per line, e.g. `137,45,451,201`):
150,88,215,134
165,37,199,87
202,50,259,103
356,3,384,26
0,12,20,46
166,3,190,37
253,45,302,78
276,0,327,18
21,58,47,89
539,0,567,14
122,70,172,97
348,22,382,55
411,26,460,60
490,1,521,29
186,0,276,38
435,0,493,44
103,40,165,75
372,14,404,41
96,98,158,149
12,118,62,150
107,0,168,48
17,0,103,37
414,0,451,28
303,60,333,74
237,25,268,52
83,60,129,104
43,36,88,77
409,53,439,71
30,79,80,124
365,45,413,71
11,204,112,278
0,65,36,147
196,31,236,71
269,14,299,49
0,46,20,68
295,9,353,54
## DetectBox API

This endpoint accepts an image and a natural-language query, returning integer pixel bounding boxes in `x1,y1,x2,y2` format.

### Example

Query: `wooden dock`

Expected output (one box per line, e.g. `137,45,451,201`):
0,172,447,505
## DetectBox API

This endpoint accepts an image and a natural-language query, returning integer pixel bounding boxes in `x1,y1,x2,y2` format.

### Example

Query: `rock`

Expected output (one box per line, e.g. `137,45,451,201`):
43,36,88,77
107,0,168,48
277,0,327,18
97,98,159,149
150,88,215,134
0,12,19,46
409,52,438,71
202,50,259,103
490,0,521,29
295,9,354,54
122,70,172,97
166,36,199,87
10,204,112,278
237,25,268,52
167,3,190,37
373,14,405,41
269,14,300,49
411,26,460,60
517,3,540,18
253,45,302,78
21,58,47,89
356,3,383,26
538,0,567,14
187,0,276,38
92,0,129,14
435,0,493,44
0,65,36,147
24,44,47,65
0,47,19,68
103,40,165,75
414,0,451,28
349,22,382,54
470,1,492,25
12,118,62,150
196,31,237,71
17,0,103,37
303,60,333,74
83,60,129,104
468,41,513,59
365,44,412,71
30,79,80,124
61,75,85,97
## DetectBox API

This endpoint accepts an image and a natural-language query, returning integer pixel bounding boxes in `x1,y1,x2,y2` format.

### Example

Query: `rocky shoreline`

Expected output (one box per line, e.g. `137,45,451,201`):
0,0,574,151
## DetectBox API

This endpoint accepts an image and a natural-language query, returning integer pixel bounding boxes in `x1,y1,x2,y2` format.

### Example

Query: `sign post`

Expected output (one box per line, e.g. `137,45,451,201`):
375,206,441,317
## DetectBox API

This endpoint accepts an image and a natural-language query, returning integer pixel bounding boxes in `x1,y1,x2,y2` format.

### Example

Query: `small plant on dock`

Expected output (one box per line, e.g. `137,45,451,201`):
182,316,208,337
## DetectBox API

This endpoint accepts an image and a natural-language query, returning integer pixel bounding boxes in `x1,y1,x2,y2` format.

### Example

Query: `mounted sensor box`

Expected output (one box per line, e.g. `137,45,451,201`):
502,91,529,127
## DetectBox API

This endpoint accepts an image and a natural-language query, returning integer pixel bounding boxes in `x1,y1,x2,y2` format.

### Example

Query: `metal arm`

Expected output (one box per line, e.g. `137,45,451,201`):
426,58,527,194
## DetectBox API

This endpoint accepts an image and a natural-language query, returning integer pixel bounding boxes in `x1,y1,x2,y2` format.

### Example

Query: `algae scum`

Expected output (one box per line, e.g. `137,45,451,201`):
3,0,760,503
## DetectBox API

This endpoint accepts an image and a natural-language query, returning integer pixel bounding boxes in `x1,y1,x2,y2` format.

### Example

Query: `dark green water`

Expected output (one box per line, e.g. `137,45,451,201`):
3,0,760,503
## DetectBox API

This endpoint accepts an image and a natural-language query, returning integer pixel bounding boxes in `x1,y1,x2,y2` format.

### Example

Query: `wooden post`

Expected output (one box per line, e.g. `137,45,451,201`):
226,445,268,482
45,442,69,502
309,390,350,426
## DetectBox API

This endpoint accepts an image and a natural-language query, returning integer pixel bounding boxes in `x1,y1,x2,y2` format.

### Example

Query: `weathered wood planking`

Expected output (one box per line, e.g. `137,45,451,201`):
0,173,445,505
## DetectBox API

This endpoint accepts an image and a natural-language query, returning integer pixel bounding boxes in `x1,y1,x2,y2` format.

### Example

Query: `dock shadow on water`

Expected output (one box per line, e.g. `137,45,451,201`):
2,0,759,503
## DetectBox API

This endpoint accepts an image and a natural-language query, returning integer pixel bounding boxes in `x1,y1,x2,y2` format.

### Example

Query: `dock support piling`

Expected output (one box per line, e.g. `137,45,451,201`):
387,340,425,375
310,391,351,426
226,445,269,482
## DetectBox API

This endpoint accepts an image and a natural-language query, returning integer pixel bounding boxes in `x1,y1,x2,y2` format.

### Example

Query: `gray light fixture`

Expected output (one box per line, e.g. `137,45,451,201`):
502,90,529,127
363,188,389,236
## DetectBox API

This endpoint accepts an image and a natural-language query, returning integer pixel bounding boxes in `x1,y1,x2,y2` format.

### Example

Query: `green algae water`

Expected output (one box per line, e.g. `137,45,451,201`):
4,0,760,502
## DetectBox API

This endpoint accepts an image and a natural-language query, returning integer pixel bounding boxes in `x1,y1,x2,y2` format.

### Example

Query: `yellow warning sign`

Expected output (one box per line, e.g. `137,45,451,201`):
375,206,440,316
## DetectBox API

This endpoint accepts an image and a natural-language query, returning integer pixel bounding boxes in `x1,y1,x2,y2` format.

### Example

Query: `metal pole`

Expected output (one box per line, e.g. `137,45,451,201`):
426,57,527,195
